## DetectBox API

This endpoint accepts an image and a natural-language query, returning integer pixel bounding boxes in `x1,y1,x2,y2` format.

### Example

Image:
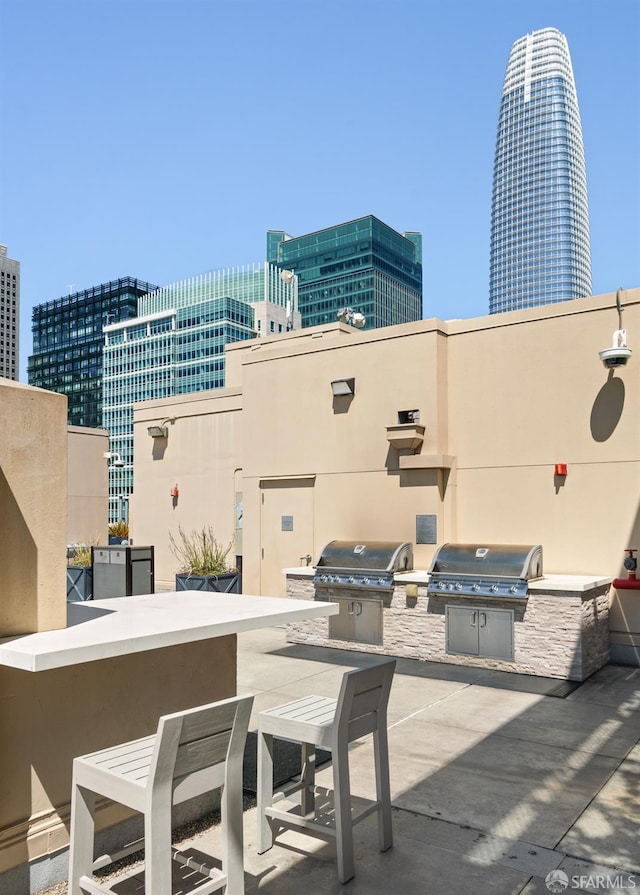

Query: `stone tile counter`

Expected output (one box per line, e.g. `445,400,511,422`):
285,569,611,681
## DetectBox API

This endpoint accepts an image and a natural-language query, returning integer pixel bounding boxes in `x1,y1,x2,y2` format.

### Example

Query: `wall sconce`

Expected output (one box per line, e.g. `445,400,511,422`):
147,417,174,438
331,377,355,397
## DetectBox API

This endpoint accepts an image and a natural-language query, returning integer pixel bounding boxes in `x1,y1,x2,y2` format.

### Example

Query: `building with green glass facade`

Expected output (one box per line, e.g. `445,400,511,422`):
103,263,299,521
28,278,158,428
267,215,423,330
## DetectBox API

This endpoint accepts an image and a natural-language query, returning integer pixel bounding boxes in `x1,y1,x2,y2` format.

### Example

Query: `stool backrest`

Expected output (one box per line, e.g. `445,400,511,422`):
149,695,253,795
335,658,395,743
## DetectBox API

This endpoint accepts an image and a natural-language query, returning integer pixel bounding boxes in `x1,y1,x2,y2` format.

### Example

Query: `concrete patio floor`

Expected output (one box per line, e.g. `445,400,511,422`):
48,627,640,894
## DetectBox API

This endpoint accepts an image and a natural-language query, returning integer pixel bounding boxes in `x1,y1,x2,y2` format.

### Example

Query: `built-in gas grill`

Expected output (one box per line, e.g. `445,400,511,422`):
314,540,413,592
427,543,543,600
313,540,413,646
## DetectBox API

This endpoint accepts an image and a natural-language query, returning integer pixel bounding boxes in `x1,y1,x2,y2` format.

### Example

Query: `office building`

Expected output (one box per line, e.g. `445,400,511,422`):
0,245,20,380
103,262,299,521
28,278,157,428
267,216,422,329
489,27,591,313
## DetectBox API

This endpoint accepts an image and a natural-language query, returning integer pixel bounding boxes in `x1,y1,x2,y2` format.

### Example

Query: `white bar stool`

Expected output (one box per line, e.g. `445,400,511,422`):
257,658,395,883
68,694,253,895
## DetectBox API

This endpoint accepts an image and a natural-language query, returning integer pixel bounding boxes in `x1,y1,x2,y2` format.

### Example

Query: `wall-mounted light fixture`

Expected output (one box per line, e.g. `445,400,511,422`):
147,417,175,439
331,377,356,397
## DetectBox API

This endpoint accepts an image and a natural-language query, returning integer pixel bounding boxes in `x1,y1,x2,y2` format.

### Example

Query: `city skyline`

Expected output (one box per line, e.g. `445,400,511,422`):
2,0,639,381
490,27,592,313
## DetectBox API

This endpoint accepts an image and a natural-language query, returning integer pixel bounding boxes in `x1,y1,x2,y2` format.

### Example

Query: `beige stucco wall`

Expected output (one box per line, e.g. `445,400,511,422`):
66,425,109,546
131,289,639,635
0,379,67,635
129,388,244,587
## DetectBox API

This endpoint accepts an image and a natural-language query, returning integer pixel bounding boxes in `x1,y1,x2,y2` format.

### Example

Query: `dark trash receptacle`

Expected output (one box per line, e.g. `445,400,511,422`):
92,546,155,599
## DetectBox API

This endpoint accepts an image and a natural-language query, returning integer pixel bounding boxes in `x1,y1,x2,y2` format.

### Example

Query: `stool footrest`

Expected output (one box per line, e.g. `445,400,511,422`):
173,848,227,891
265,785,381,840
92,837,144,871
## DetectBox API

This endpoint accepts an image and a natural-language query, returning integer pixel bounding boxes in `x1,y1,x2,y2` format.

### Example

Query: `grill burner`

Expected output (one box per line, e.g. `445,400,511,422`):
428,543,543,600
313,540,413,591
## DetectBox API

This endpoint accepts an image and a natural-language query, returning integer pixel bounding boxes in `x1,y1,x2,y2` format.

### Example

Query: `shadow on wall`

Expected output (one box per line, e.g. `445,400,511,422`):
0,467,37,635
590,372,625,442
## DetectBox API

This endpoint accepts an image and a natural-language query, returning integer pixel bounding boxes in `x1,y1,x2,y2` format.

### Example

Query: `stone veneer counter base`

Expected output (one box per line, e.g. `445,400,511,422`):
285,571,611,682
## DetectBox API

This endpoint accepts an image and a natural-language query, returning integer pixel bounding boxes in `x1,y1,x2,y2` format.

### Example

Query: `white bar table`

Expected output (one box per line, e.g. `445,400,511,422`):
0,591,338,672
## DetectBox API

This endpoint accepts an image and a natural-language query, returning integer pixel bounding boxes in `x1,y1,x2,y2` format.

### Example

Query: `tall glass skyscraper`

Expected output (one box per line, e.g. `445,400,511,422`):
489,27,591,313
268,216,422,329
103,263,299,521
28,278,158,427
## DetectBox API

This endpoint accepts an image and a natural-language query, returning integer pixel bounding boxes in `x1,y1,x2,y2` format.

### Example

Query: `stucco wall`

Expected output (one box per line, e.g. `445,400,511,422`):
129,388,244,587
0,379,67,635
67,425,109,546
131,290,640,624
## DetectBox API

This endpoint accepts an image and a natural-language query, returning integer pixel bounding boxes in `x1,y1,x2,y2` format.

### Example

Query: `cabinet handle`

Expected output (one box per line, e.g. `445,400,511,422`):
480,612,487,627
348,601,355,616
470,611,477,627
355,601,362,616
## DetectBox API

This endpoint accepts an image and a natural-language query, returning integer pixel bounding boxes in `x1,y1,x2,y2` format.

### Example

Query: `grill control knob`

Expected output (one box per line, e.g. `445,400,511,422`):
321,574,328,582
348,576,355,584
490,585,498,593
510,585,518,595
440,582,447,589
455,583,463,591
363,577,370,585
378,578,385,585
472,584,480,592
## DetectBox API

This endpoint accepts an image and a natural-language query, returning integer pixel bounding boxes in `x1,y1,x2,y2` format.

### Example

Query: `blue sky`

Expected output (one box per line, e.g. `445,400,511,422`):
2,0,639,380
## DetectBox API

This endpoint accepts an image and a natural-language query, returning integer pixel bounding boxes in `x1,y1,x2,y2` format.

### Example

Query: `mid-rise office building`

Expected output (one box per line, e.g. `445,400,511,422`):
0,245,20,380
267,216,422,329
28,278,157,427
489,27,591,313
103,262,299,521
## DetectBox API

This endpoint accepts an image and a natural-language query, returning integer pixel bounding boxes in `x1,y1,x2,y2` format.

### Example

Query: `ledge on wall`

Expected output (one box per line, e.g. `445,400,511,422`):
398,453,455,470
386,424,425,451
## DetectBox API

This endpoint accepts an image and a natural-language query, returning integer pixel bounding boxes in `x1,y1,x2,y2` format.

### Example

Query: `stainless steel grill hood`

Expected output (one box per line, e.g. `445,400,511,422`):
314,540,413,591
427,543,543,599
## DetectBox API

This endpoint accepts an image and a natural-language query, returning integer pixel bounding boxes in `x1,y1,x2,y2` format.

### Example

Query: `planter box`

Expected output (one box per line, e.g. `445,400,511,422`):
175,572,241,594
67,566,93,602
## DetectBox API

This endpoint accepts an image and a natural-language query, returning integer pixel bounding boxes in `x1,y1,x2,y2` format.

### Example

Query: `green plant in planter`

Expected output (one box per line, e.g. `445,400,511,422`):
169,525,234,575
67,542,93,568
109,520,129,540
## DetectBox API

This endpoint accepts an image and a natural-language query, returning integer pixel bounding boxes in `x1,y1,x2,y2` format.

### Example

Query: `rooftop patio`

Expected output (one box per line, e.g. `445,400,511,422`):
37,626,640,894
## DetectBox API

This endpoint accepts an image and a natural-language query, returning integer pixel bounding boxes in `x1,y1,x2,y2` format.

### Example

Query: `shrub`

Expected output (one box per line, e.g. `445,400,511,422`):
67,542,93,568
169,525,234,575
109,520,129,539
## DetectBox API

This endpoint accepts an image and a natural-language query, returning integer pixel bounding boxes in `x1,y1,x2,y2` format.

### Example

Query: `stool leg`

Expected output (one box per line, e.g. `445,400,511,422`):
333,738,355,883
257,728,274,853
223,758,245,895
374,726,393,851
145,796,172,895
68,781,96,895
300,742,316,817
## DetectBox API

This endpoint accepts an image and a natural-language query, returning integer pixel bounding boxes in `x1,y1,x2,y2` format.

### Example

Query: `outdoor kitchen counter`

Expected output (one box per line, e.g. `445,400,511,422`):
285,568,612,681
0,591,339,672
